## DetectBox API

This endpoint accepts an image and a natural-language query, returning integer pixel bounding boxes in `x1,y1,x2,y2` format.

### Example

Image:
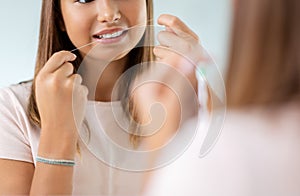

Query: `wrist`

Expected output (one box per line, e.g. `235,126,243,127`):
38,127,78,160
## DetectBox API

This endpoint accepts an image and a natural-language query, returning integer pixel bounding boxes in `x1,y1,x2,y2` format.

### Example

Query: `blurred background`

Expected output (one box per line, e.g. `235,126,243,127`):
0,0,231,88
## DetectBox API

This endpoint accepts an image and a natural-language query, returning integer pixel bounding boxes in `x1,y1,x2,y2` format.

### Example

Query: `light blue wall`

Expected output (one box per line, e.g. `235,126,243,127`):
154,0,232,73
0,0,231,88
0,0,42,87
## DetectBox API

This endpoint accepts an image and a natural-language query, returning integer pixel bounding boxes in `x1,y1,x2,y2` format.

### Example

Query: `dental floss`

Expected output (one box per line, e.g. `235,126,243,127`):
70,19,154,53
70,41,98,52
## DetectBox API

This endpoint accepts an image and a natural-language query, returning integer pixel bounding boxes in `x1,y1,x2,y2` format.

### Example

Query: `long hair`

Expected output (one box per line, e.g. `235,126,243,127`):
28,0,154,133
226,0,300,108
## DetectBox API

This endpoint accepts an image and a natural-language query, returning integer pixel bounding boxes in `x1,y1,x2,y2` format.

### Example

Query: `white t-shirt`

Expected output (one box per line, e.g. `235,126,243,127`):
0,79,207,195
144,104,300,196
0,82,151,195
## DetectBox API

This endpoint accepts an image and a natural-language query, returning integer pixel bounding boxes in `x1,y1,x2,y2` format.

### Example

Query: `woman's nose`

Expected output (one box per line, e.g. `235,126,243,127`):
96,0,121,24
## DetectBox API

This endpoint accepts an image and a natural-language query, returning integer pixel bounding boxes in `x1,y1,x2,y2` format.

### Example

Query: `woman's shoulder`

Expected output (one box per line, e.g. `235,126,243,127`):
0,81,36,163
0,81,32,96
224,104,300,133
0,81,33,130
0,81,32,108
216,105,300,165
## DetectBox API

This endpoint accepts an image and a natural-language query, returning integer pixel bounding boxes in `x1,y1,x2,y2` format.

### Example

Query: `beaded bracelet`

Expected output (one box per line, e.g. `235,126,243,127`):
36,156,75,167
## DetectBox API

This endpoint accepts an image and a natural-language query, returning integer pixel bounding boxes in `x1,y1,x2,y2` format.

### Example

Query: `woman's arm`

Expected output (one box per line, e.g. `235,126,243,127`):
0,51,87,194
0,159,34,194
0,152,75,195
29,51,87,195
0,126,77,195
135,14,201,148
29,125,78,195
0,124,77,195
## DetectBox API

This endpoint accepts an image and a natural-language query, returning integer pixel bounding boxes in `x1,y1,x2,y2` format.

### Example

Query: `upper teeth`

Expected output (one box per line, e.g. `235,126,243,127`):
98,31,123,39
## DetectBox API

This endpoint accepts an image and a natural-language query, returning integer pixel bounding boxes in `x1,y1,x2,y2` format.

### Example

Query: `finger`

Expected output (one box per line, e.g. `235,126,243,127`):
67,75,88,95
78,85,89,98
153,46,172,59
165,27,175,34
157,31,204,65
154,46,196,77
54,62,74,78
154,46,182,67
43,51,77,73
158,14,199,41
157,30,187,49
69,74,83,85
78,85,89,97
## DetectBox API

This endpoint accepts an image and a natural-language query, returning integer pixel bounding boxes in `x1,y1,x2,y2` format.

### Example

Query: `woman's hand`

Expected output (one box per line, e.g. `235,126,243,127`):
131,15,201,148
155,14,202,81
35,51,88,158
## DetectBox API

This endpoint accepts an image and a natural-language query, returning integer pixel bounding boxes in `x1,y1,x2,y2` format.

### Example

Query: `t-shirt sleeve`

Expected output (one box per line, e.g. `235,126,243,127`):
0,87,33,163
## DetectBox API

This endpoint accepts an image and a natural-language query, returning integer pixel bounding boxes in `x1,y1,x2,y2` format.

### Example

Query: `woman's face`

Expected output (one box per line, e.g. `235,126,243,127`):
60,0,147,60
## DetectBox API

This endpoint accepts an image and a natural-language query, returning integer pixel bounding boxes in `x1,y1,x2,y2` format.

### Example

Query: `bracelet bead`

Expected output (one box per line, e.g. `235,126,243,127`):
36,156,75,167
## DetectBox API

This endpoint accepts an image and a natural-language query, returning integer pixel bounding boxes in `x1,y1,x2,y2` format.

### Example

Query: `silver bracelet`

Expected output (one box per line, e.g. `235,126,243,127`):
36,156,75,167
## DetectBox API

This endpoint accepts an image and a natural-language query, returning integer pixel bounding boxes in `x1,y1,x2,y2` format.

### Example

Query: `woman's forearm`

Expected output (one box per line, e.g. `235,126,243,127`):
30,163,74,195
30,127,77,195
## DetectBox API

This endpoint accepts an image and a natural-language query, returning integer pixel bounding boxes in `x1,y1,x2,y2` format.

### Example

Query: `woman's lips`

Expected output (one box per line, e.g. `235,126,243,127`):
92,28,128,44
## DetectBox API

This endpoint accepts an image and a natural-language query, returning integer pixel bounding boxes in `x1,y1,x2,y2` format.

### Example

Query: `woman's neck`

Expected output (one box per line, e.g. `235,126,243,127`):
78,56,128,102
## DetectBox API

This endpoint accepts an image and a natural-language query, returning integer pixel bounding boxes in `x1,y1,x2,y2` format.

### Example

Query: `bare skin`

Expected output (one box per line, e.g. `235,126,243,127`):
0,8,201,196
0,0,146,194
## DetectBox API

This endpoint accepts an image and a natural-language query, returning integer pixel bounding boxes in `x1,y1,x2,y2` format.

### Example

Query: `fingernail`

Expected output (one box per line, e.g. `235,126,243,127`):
70,53,77,61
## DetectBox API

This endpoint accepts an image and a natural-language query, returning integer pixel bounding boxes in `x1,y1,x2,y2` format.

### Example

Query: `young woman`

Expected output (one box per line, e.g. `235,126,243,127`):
144,0,300,195
0,0,201,195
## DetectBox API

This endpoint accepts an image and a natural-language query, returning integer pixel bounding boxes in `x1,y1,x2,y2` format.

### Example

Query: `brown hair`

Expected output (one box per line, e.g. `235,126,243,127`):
226,0,300,108
28,0,154,130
